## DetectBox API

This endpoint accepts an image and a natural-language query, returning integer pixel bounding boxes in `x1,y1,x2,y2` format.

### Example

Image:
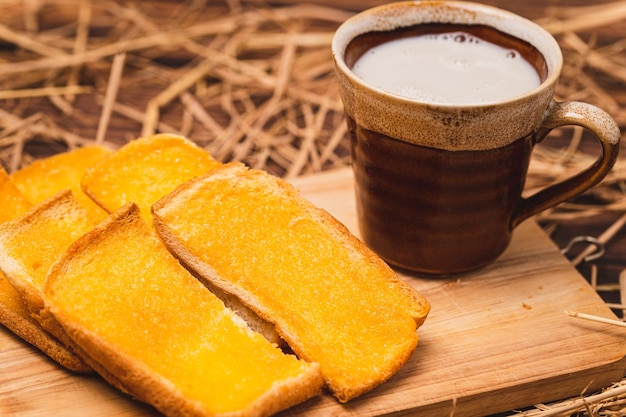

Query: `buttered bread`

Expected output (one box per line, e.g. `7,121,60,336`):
10,145,112,223
152,163,430,402
81,134,221,226
0,167,31,219
80,134,281,345
44,203,323,417
0,168,89,372
0,190,98,360
0,190,95,319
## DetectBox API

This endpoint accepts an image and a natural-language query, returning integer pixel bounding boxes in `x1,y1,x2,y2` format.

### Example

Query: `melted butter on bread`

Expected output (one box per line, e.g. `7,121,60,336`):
0,177,92,373
81,134,221,226
81,134,283,345
10,146,112,224
44,203,322,416
152,162,430,402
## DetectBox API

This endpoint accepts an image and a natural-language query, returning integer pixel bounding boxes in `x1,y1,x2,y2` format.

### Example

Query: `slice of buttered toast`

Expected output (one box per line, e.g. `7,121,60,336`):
0,168,89,373
152,163,431,402
43,203,323,417
0,190,95,323
0,190,98,359
10,145,112,223
81,134,221,226
81,134,282,346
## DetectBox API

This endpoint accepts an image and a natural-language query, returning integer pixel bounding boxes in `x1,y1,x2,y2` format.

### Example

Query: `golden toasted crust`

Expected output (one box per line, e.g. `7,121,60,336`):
44,203,323,417
152,163,430,402
0,190,94,373
0,190,93,316
0,168,91,373
190,276,285,348
0,277,90,373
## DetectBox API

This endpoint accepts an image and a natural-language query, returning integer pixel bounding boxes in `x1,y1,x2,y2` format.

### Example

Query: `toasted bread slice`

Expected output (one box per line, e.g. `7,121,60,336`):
81,134,221,226
10,145,112,223
81,134,282,346
152,163,431,402
44,203,323,417
0,190,95,346
0,170,90,372
0,166,31,222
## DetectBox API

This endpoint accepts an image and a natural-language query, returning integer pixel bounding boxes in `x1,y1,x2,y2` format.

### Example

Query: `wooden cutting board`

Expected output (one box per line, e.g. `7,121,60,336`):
1,167,624,417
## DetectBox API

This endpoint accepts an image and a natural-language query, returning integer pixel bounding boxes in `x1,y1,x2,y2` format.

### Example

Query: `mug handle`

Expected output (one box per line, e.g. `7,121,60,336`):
512,100,621,228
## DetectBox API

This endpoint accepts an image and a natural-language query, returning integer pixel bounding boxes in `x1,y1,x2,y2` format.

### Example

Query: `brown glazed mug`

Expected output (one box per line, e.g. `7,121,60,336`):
332,1,621,275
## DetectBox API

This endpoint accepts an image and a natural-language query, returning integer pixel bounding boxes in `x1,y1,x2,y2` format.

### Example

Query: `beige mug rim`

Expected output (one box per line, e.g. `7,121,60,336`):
331,0,563,109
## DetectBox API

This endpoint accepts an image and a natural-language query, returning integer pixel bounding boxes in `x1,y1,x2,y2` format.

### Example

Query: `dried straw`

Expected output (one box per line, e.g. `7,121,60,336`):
513,381,626,417
0,1,625,415
95,52,126,144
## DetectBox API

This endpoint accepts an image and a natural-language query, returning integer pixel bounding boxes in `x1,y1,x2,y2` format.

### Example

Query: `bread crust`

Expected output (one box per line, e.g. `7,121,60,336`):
1,167,88,372
0,289,91,373
152,163,430,402
0,185,92,373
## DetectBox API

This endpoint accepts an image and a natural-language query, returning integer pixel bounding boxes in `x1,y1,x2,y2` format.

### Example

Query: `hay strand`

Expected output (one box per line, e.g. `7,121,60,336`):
565,310,626,328
571,211,626,266
95,52,126,144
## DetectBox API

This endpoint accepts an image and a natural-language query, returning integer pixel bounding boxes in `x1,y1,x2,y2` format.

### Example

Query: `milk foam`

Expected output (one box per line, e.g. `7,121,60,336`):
352,32,541,104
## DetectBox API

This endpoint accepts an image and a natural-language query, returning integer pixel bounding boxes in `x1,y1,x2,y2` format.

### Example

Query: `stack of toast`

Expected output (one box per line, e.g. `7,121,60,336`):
0,134,430,417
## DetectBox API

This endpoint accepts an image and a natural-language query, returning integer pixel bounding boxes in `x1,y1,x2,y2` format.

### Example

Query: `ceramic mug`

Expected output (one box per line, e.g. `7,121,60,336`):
332,1,621,275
